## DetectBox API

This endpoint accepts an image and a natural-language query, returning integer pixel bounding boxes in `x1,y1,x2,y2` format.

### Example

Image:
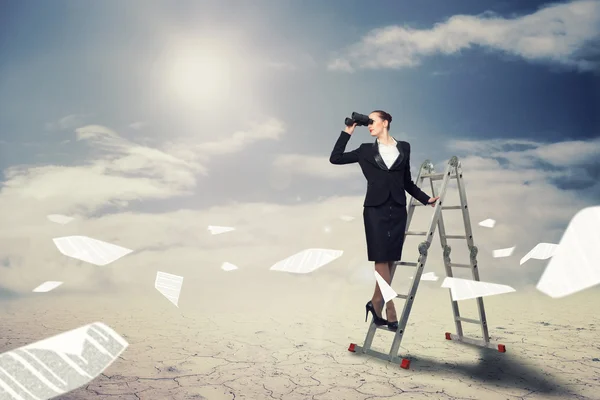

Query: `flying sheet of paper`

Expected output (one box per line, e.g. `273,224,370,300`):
520,243,559,265
441,277,515,301
208,225,235,235
493,246,515,258
47,214,74,225
478,218,496,228
0,322,128,400
155,271,183,307
33,281,63,293
409,272,439,281
374,271,398,303
536,206,600,298
221,262,238,271
52,236,133,266
270,249,343,274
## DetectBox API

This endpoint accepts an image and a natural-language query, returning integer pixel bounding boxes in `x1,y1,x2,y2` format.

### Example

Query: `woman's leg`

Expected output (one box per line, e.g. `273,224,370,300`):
385,261,398,322
372,261,393,318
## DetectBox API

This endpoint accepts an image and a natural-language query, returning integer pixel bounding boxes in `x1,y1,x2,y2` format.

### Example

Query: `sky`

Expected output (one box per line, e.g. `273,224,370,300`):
0,0,598,301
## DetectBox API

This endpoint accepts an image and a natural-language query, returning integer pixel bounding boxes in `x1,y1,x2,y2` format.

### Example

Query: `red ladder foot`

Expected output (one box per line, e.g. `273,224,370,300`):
348,343,356,352
400,358,410,369
445,332,452,340
498,344,506,353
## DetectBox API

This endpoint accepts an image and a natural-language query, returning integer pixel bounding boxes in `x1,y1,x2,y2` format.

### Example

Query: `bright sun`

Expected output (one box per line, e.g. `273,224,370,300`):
166,46,233,107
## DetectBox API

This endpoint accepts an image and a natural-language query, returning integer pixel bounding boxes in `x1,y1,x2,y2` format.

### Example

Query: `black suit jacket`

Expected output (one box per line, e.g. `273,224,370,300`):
329,131,431,207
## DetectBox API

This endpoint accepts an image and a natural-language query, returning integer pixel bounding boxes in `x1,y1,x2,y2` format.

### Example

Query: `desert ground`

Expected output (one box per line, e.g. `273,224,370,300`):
1,268,599,400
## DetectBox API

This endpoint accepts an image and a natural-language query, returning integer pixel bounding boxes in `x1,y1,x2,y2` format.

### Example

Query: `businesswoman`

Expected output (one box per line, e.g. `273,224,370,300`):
329,110,439,331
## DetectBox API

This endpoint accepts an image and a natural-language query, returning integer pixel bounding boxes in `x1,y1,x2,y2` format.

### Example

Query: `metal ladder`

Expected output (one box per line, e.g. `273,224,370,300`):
348,156,506,369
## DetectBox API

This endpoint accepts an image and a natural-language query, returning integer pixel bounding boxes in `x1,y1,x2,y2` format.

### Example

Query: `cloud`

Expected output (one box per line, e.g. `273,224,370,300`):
328,0,600,72
273,154,358,180
448,136,600,168
526,138,600,167
0,118,286,222
45,114,93,131
0,126,202,225
75,125,123,146
163,117,285,162
448,138,541,154
448,136,600,195
129,121,148,130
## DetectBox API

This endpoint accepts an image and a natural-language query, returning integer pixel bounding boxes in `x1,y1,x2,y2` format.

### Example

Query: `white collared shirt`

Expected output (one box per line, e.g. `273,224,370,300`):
377,138,399,169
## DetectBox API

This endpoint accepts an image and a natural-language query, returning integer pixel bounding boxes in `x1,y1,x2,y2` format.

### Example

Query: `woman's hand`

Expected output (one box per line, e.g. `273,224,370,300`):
344,122,357,135
428,196,440,207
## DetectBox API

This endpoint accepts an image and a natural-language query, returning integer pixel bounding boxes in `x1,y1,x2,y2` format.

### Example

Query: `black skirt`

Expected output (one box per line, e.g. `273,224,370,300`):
363,194,408,262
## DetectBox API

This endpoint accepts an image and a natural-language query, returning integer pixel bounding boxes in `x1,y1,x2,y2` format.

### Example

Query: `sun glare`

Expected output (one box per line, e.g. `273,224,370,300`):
165,45,234,108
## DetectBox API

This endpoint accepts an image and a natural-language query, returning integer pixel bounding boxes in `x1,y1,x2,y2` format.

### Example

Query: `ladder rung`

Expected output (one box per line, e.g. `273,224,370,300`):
456,316,481,325
450,263,472,269
420,173,457,181
395,261,418,267
406,231,428,236
445,333,505,352
412,203,462,210
396,294,408,300
444,234,467,239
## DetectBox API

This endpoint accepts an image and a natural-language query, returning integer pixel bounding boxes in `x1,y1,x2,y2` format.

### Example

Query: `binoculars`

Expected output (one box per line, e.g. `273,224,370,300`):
344,112,373,127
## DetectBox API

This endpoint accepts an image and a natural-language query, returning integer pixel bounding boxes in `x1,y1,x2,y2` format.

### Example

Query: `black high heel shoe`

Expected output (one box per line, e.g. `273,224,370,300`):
365,301,388,326
387,321,399,331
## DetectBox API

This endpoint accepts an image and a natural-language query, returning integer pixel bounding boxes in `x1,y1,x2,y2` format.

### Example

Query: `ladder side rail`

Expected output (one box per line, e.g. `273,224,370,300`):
360,316,380,355
454,160,491,342
427,164,465,338
387,244,429,359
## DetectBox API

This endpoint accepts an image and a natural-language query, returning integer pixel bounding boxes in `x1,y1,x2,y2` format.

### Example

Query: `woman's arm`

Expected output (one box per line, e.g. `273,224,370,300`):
330,131,360,165
404,143,431,205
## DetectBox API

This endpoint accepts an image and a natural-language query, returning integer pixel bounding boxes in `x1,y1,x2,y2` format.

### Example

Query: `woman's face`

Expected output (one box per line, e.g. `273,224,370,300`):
368,113,386,136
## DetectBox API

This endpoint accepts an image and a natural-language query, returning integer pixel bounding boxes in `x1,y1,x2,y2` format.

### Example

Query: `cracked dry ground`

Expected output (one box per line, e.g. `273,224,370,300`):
1,287,599,400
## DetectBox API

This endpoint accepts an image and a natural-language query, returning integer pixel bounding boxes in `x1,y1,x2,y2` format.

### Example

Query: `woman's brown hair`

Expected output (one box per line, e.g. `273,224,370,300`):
372,110,392,131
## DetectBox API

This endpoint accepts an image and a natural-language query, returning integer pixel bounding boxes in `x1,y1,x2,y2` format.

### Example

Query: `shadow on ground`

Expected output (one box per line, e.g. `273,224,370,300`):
404,347,580,398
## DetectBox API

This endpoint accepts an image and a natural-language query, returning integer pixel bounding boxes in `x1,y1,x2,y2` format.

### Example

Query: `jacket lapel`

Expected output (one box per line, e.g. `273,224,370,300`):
371,138,404,170
390,140,404,170
371,140,388,170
